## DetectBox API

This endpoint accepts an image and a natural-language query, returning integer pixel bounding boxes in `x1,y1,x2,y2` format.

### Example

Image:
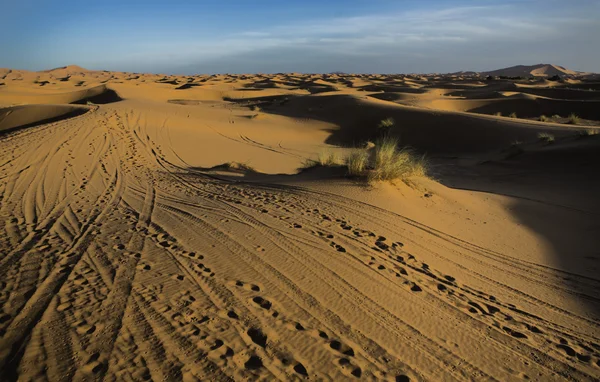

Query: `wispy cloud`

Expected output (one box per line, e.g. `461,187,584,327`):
10,1,597,73
161,3,596,69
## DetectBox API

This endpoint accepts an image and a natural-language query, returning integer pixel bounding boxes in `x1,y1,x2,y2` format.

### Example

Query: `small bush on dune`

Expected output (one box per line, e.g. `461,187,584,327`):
494,112,502,117
318,151,342,166
302,151,343,169
378,118,395,129
377,118,395,135
578,128,599,137
539,115,549,122
537,132,555,143
568,113,580,125
305,134,428,183
368,136,427,182
508,112,518,119
346,149,369,176
552,114,561,119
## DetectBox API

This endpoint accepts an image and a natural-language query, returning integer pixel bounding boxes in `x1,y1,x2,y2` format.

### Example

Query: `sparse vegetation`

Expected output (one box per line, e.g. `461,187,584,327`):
578,128,599,137
508,112,518,119
494,112,502,117
367,136,427,182
552,114,561,119
567,113,580,125
318,151,342,166
537,132,555,143
346,149,369,176
539,115,549,122
304,136,428,183
377,118,395,134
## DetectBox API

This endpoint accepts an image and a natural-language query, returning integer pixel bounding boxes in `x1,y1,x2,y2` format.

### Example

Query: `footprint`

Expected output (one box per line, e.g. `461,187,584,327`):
556,344,576,356
503,326,527,339
227,311,239,319
330,340,355,356
245,355,263,370
252,296,272,310
294,362,308,377
351,367,362,378
247,327,268,348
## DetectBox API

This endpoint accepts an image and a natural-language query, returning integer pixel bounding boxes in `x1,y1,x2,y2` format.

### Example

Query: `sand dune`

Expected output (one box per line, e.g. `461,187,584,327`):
481,64,583,78
0,67,599,381
0,104,91,133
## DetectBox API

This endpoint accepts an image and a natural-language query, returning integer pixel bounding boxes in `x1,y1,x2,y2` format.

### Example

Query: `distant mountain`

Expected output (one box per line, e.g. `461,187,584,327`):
481,64,584,77
448,64,592,78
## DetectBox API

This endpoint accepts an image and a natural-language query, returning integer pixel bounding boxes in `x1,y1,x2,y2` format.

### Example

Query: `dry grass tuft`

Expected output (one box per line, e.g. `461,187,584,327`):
578,128,599,137
539,115,549,122
568,113,580,125
537,132,555,143
378,117,395,130
346,149,369,176
508,112,518,119
318,151,342,166
367,136,427,182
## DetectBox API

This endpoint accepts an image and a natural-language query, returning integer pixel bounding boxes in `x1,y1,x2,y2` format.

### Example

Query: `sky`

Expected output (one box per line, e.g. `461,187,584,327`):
2,0,599,74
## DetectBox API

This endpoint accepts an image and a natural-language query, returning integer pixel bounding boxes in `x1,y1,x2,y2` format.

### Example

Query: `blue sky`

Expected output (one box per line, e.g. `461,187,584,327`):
2,0,599,74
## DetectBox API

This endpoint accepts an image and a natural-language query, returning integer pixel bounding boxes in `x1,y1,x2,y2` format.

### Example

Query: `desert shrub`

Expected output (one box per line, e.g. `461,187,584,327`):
539,115,549,122
377,118,395,133
346,150,369,176
552,114,561,119
537,132,555,143
368,136,427,182
318,151,342,166
494,112,502,117
508,112,518,118
568,113,580,125
578,128,599,137
303,136,428,183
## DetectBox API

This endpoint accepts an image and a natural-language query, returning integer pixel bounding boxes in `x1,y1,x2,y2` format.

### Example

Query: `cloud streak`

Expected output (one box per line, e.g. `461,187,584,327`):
3,1,598,73
159,3,599,73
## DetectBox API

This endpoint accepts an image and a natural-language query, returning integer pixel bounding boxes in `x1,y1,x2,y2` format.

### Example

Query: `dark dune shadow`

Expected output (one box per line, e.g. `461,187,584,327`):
226,93,568,155
73,89,123,104
175,83,201,90
434,137,600,320
466,98,600,120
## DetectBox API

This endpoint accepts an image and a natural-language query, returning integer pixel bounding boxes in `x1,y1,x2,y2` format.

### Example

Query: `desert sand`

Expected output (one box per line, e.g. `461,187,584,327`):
0,65,599,381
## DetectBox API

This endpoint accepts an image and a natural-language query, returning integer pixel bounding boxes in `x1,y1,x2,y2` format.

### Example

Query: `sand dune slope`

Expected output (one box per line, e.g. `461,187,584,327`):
0,70,599,381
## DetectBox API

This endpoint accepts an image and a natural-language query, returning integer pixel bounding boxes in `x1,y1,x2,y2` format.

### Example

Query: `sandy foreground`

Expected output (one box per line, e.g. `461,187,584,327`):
0,66,599,381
